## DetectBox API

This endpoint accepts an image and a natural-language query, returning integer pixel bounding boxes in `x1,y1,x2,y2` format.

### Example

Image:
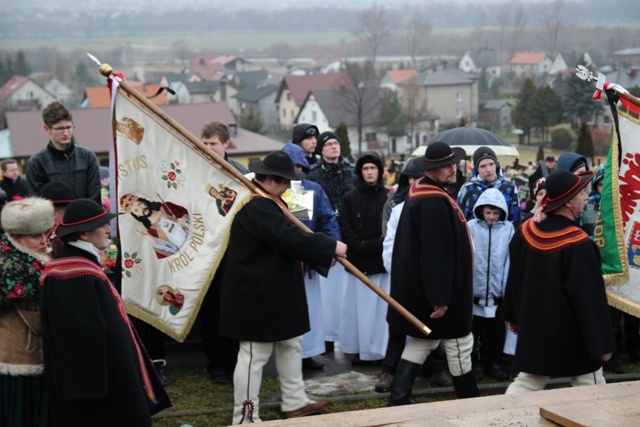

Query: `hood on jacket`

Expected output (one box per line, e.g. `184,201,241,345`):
291,123,319,145
282,143,310,173
557,152,589,173
472,188,508,221
355,152,384,186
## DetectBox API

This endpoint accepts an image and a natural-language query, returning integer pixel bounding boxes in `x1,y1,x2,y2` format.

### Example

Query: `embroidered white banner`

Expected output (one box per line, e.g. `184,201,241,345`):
113,90,251,341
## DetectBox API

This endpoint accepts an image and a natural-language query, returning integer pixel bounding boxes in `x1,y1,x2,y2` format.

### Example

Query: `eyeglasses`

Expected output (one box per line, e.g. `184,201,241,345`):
51,125,75,133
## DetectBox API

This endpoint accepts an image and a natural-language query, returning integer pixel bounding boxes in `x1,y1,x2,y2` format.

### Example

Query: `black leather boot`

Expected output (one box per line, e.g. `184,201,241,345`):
387,359,421,406
451,371,480,398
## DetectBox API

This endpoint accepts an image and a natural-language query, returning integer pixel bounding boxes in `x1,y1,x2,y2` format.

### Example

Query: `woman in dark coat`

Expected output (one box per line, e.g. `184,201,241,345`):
40,199,170,426
338,152,389,362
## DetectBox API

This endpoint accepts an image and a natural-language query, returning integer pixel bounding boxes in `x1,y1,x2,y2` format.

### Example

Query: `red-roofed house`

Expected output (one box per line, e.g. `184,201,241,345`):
380,69,420,92
82,83,168,108
508,52,552,77
275,73,351,130
0,76,56,111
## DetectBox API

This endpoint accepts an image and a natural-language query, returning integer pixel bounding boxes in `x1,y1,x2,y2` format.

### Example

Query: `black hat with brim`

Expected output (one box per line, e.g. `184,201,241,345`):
38,181,75,205
542,170,593,213
424,141,465,170
249,151,306,181
55,198,120,237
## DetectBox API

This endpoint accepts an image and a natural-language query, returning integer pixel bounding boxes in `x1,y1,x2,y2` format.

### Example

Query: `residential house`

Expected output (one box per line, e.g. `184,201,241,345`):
459,48,502,78
613,48,640,66
548,50,595,77
44,78,75,105
275,73,350,130
159,72,201,104
183,80,238,112
190,55,251,81
508,52,552,77
398,67,479,130
5,102,284,167
234,83,279,133
0,76,56,111
82,84,169,108
380,69,419,92
480,100,512,130
231,70,270,88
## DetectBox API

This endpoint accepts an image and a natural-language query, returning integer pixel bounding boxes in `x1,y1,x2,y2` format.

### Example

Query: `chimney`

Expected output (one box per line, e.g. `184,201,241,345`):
220,79,227,101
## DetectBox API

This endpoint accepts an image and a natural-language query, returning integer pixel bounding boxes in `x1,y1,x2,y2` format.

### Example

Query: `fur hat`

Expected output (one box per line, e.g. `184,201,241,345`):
542,170,593,213
1,197,55,235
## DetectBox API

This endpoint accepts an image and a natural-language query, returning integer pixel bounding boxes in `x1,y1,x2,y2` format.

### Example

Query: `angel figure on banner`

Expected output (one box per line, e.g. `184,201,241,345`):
120,192,190,259
205,183,237,217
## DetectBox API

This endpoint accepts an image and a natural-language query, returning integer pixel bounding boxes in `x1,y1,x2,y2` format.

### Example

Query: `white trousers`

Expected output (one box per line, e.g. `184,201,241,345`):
401,333,474,376
320,264,346,342
506,368,606,394
301,272,325,358
339,272,389,360
232,336,312,424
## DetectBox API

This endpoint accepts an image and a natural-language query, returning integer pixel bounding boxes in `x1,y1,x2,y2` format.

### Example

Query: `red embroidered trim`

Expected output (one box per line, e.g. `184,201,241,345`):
521,219,588,251
240,399,256,423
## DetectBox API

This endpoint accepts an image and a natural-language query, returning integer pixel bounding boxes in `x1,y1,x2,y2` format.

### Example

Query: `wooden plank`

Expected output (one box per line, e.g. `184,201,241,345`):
258,381,640,426
540,399,640,427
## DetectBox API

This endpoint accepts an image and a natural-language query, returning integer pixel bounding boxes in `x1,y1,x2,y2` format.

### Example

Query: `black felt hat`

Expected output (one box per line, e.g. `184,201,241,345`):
249,151,306,181
542,170,594,213
55,198,120,237
424,141,464,170
38,181,75,206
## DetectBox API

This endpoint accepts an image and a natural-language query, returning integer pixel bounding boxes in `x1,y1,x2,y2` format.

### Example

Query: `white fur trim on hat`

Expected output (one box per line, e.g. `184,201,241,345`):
1,197,55,236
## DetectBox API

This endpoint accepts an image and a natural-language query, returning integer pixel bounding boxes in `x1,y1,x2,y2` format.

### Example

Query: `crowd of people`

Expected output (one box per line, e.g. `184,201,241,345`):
0,100,630,425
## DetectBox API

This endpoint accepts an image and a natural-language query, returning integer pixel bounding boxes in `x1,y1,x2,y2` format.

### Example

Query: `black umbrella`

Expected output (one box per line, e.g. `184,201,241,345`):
412,127,520,159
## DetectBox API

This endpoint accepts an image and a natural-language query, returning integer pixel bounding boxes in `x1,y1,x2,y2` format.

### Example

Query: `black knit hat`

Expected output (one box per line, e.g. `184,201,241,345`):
291,123,319,145
316,131,339,155
473,146,498,170
424,141,464,170
55,199,120,237
249,151,305,181
542,170,594,213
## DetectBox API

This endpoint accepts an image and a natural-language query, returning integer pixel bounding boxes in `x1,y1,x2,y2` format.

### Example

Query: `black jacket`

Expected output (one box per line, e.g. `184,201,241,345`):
220,193,336,342
26,141,102,203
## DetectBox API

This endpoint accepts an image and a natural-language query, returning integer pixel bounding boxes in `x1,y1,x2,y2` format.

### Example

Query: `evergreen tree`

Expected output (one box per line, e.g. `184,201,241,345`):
335,122,351,160
375,90,408,139
14,50,31,76
513,78,537,145
575,117,595,164
0,54,15,84
528,85,563,143
536,143,545,163
239,104,265,134
73,61,100,94
562,62,604,127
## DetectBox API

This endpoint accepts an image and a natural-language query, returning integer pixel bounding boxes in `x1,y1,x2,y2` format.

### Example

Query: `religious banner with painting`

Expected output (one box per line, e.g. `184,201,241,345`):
112,88,251,341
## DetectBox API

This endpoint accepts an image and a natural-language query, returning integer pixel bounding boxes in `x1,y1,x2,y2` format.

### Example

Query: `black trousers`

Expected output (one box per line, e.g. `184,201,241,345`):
471,314,506,366
199,267,239,371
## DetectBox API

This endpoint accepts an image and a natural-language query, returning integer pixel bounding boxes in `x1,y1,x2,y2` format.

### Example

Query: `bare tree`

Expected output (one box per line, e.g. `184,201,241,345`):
538,0,565,58
336,60,381,157
404,7,432,69
509,3,527,61
170,39,194,69
398,76,431,150
269,41,294,66
351,5,395,67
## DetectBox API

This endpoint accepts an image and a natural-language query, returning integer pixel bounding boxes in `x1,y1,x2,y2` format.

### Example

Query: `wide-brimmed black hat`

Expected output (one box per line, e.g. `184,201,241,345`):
249,151,305,181
38,181,75,206
542,170,594,213
55,198,120,237
424,141,464,170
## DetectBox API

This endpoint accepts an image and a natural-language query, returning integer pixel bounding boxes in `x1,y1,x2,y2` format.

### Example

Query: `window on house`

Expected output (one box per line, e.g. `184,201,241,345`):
365,132,377,141
456,108,463,119
291,110,294,119
282,109,286,118
312,111,317,121
286,93,291,102
455,91,463,102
